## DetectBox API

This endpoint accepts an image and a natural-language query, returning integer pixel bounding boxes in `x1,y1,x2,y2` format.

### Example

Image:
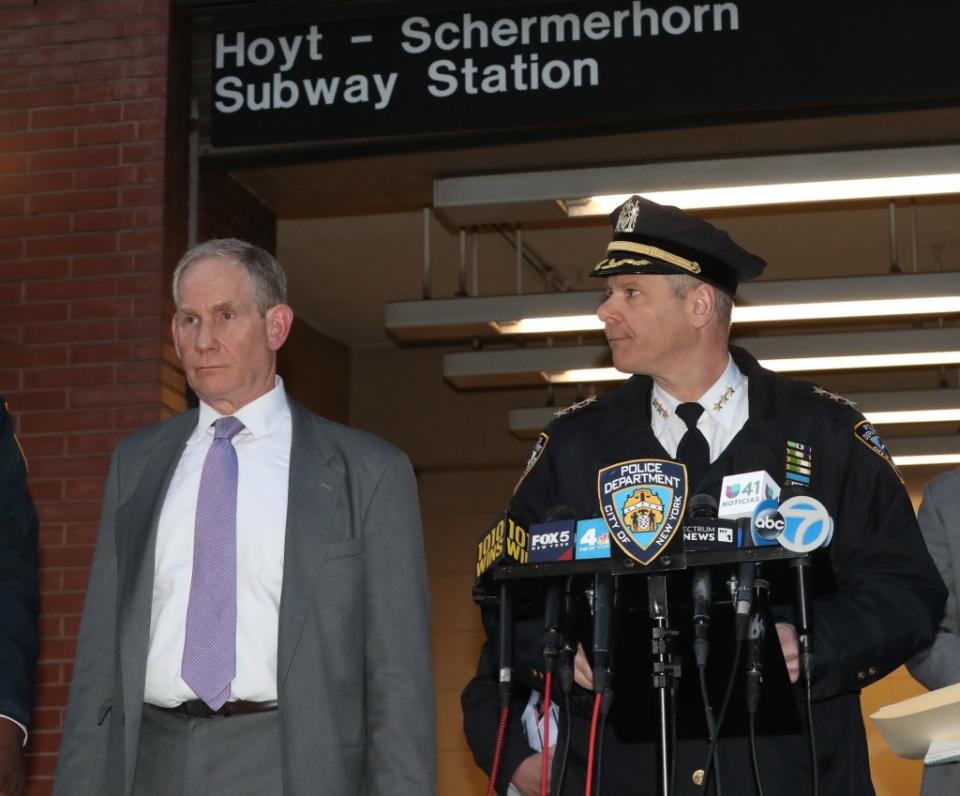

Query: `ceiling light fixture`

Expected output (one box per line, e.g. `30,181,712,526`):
389,273,960,343
565,173,960,215
434,144,960,219
444,328,960,388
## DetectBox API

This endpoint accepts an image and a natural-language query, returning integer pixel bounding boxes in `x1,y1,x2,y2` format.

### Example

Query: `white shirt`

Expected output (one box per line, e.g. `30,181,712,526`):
144,377,291,706
650,355,749,462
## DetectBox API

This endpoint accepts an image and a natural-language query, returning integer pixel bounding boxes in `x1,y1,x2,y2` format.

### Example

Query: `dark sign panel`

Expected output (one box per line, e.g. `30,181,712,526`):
210,1,960,148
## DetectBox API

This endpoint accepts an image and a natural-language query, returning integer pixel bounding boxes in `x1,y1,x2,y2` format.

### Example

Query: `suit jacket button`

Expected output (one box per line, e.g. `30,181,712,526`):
867,665,878,676
857,670,866,680
692,769,705,785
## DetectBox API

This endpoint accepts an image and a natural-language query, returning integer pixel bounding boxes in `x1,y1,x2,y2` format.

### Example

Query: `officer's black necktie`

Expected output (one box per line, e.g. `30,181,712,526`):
676,402,710,489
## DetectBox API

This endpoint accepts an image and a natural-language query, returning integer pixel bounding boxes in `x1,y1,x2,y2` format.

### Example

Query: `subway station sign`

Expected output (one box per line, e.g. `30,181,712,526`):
209,1,960,148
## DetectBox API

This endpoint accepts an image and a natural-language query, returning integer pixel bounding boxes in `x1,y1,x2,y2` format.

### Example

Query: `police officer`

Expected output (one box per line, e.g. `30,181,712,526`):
0,398,39,796
462,197,946,795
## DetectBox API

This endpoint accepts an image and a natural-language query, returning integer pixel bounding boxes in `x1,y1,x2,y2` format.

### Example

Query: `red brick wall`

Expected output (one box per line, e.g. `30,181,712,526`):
200,171,277,255
0,1,186,792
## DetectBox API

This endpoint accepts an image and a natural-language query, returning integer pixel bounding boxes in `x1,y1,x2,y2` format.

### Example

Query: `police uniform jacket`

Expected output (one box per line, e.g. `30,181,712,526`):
462,347,946,796
0,397,39,734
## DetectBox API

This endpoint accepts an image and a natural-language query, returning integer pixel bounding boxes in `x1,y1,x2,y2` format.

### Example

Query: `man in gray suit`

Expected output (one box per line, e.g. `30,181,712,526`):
54,240,435,795
908,467,960,795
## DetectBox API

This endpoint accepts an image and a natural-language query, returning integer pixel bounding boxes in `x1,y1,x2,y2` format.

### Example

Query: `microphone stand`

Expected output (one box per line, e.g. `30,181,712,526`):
648,574,680,796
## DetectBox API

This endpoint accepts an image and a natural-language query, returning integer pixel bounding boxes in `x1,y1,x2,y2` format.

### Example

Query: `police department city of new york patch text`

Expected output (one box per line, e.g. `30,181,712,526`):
597,459,687,566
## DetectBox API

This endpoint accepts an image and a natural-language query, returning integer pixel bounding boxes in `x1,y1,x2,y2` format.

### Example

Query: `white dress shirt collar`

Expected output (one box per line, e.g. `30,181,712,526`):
190,376,289,443
650,355,748,460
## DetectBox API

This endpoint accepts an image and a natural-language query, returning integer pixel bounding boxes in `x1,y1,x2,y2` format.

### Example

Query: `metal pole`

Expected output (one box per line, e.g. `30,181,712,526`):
422,207,431,299
187,100,200,247
516,225,523,294
458,228,467,296
888,200,901,273
471,228,479,297
910,199,919,273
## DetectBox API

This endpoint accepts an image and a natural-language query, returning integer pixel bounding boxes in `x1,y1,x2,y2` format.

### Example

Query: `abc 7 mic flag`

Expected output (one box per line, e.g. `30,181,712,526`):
776,495,833,553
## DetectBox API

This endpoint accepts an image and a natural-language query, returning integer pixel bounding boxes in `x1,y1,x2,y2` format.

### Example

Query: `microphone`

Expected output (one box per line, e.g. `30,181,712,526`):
777,493,833,553
592,572,614,695
529,509,577,564
718,470,780,520
474,511,530,584
745,609,766,715
498,580,512,707
745,577,770,715
735,561,757,641
683,492,744,552
539,507,577,671
791,555,815,687
689,492,719,519
692,568,713,668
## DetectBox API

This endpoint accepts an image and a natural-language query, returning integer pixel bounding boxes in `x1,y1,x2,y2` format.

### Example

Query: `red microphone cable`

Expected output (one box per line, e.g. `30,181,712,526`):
486,705,509,796
540,670,553,796
584,691,603,796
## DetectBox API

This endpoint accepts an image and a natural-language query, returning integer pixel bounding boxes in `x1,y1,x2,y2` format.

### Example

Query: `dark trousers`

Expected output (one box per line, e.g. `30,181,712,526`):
134,705,283,796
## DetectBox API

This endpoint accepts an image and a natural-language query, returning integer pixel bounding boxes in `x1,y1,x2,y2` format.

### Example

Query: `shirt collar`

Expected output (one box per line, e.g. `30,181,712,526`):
650,355,746,433
190,376,289,442
699,355,747,434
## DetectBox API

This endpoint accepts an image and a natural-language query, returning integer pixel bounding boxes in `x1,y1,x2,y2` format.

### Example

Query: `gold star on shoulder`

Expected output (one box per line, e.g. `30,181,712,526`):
813,386,857,407
651,397,669,419
713,386,736,413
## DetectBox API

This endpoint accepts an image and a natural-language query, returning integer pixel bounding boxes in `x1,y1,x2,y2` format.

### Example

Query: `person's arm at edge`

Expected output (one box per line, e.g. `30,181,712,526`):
51,448,122,795
0,403,39,796
907,475,960,690
805,432,946,701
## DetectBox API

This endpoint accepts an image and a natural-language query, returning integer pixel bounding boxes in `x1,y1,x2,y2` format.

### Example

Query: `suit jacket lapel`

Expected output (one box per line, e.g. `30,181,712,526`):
277,402,341,688
115,411,195,795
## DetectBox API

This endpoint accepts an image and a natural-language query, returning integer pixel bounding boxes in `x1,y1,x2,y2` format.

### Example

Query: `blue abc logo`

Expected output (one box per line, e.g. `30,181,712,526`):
778,496,833,553
750,499,783,546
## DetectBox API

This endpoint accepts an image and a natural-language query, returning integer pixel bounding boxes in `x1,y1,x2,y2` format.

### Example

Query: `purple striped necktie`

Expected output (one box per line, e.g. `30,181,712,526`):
181,415,244,710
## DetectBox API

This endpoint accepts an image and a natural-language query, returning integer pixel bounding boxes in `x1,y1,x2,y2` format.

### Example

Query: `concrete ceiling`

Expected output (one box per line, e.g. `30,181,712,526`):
213,106,960,410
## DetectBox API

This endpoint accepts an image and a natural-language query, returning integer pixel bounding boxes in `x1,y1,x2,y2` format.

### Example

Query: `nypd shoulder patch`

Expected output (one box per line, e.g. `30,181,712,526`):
554,395,598,420
854,419,904,483
514,431,549,494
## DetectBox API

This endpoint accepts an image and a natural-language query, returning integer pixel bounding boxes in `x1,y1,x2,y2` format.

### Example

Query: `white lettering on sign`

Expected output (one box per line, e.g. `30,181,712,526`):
400,3,738,55
211,3,740,114
426,54,598,97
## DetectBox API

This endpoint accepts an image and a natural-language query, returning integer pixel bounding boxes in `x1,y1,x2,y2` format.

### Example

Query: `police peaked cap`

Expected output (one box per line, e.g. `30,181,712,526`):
591,195,766,295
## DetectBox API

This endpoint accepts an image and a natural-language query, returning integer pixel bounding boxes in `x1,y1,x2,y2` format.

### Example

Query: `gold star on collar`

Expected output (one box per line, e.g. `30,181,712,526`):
651,397,669,419
713,386,736,413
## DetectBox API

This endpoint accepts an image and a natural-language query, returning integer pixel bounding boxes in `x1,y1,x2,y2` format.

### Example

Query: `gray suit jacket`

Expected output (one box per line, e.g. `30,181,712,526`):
53,401,436,796
908,468,960,796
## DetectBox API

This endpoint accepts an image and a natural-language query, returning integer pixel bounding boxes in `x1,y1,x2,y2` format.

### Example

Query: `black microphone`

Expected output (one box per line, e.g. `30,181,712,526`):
791,555,815,687
692,568,713,668
745,577,770,715
745,609,766,715
543,580,562,671
780,482,819,686
592,572,614,695
498,580,512,708
689,492,719,518
735,561,757,641
540,507,576,673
